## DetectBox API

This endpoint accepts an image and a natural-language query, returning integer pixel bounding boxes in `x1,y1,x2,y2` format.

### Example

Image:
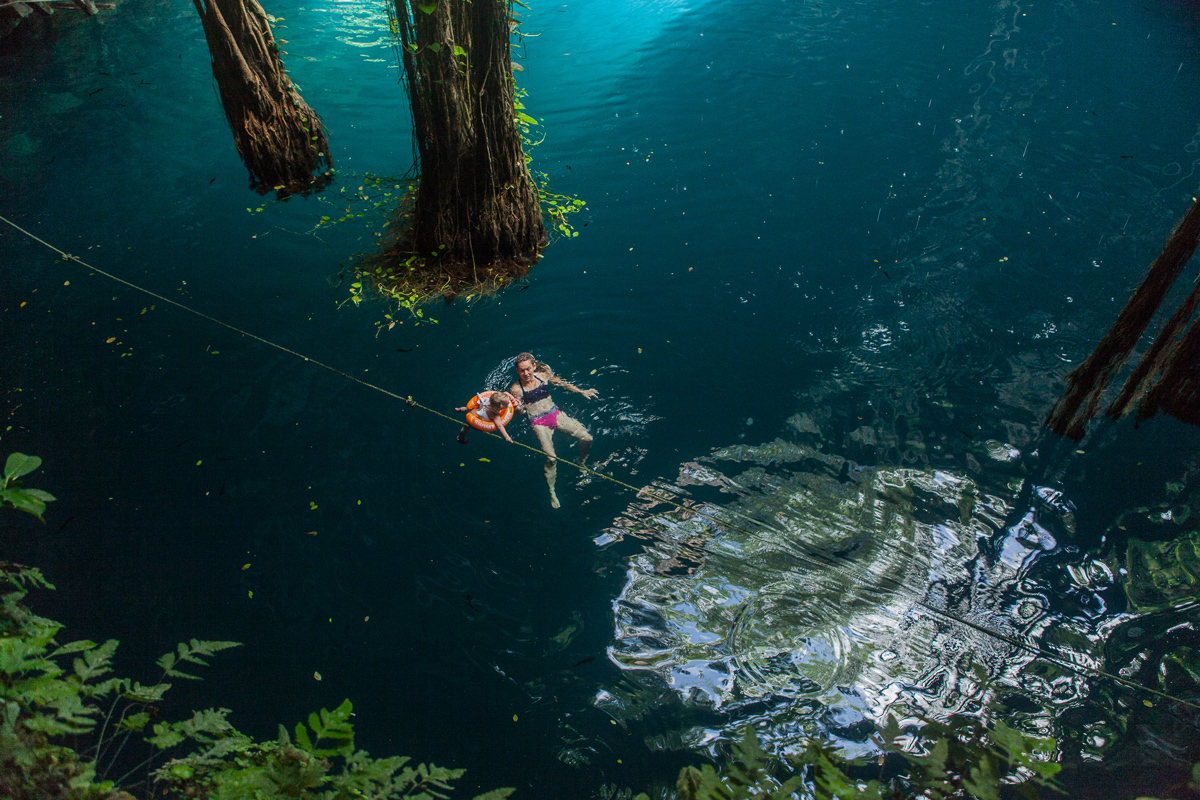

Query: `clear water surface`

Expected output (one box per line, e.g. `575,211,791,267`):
3,0,1200,796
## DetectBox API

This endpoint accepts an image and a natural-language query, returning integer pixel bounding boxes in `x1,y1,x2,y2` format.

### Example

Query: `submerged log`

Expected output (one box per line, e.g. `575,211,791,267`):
193,0,331,195
1044,194,1200,439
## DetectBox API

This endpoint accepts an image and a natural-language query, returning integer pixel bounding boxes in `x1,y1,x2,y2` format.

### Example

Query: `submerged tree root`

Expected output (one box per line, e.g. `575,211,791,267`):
354,221,540,315
194,0,332,196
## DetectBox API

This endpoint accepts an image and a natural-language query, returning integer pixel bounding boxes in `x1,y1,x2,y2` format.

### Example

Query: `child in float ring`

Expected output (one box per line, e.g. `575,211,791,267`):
455,390,515,444
509,352,597,509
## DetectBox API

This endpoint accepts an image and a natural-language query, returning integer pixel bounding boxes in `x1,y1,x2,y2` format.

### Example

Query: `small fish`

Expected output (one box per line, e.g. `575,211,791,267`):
1120,155,1133,159
961,431,974,441
572,656,595,668
466,593,475,610
209,178,216,184
565,164,573,171
519,285,530,291
88,87,104,96
57,515,76,533
176,437,194,447
336,271,344,286
219,482,226,496
396,347,413,353
216,456,232,462
882,270,891,280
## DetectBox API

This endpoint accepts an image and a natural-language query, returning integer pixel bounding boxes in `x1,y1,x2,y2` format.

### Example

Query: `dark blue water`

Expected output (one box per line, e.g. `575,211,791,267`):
3,0,1200,795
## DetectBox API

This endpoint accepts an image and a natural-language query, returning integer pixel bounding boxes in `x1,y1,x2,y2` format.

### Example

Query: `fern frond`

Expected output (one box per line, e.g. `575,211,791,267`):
72,638,118,682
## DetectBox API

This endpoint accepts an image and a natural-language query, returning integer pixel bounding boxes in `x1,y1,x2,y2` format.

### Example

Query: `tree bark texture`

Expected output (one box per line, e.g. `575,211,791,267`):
1044,194,1200,440
1105,274,1200,420
194,0,331,195
393,0,545,277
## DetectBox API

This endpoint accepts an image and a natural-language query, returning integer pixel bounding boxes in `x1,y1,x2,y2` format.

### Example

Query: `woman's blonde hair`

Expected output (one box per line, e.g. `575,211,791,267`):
514,353,554,376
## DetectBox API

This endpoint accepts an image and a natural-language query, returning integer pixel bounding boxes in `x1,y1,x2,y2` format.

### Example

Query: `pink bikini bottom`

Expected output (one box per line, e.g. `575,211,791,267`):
530,409,561,428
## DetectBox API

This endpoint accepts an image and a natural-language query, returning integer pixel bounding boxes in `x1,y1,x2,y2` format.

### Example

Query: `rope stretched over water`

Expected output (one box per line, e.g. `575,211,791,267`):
3,212,1198,717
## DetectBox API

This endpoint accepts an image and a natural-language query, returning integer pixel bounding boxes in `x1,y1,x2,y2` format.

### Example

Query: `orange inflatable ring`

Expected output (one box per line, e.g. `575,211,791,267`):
465,391,514,432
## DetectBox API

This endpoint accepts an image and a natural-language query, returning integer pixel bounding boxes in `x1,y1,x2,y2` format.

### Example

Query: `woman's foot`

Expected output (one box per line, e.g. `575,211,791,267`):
456,432,468,445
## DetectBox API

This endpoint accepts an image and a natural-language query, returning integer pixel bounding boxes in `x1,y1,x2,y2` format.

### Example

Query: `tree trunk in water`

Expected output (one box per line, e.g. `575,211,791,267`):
1105,274,1200,420
392,0,545,280
194,0,331,195
1135,310,1200,425
1044,195,1200,440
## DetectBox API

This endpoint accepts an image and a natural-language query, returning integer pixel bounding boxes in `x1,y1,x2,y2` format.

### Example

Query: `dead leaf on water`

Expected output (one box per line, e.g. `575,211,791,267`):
242,563,251,570
106,337,116,343
314,672,322,681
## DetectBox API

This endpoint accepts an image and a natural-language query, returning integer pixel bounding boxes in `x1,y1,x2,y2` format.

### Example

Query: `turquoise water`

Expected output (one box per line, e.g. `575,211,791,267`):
3,0,1200,795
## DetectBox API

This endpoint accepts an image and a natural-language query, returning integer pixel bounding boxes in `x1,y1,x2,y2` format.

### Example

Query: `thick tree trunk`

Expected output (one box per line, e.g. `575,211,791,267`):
392,0,545,280
194,0,331,195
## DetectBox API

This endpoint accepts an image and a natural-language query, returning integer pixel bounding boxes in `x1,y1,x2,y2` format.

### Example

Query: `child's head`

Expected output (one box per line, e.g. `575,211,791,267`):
489,392,511,410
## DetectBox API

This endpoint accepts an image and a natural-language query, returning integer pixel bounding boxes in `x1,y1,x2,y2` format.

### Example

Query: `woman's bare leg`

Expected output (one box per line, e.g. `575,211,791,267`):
532,424,560,508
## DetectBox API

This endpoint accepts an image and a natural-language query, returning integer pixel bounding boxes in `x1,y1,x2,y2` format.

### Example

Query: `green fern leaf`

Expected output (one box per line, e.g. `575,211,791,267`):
124,681,172,703
73,639,118,682
295,721,314,752
49,640,96,658
147,721,186,749
119,711,152,732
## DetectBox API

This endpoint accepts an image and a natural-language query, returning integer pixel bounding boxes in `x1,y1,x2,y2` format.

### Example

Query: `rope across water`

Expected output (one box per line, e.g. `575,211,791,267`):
3,212,1198,717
